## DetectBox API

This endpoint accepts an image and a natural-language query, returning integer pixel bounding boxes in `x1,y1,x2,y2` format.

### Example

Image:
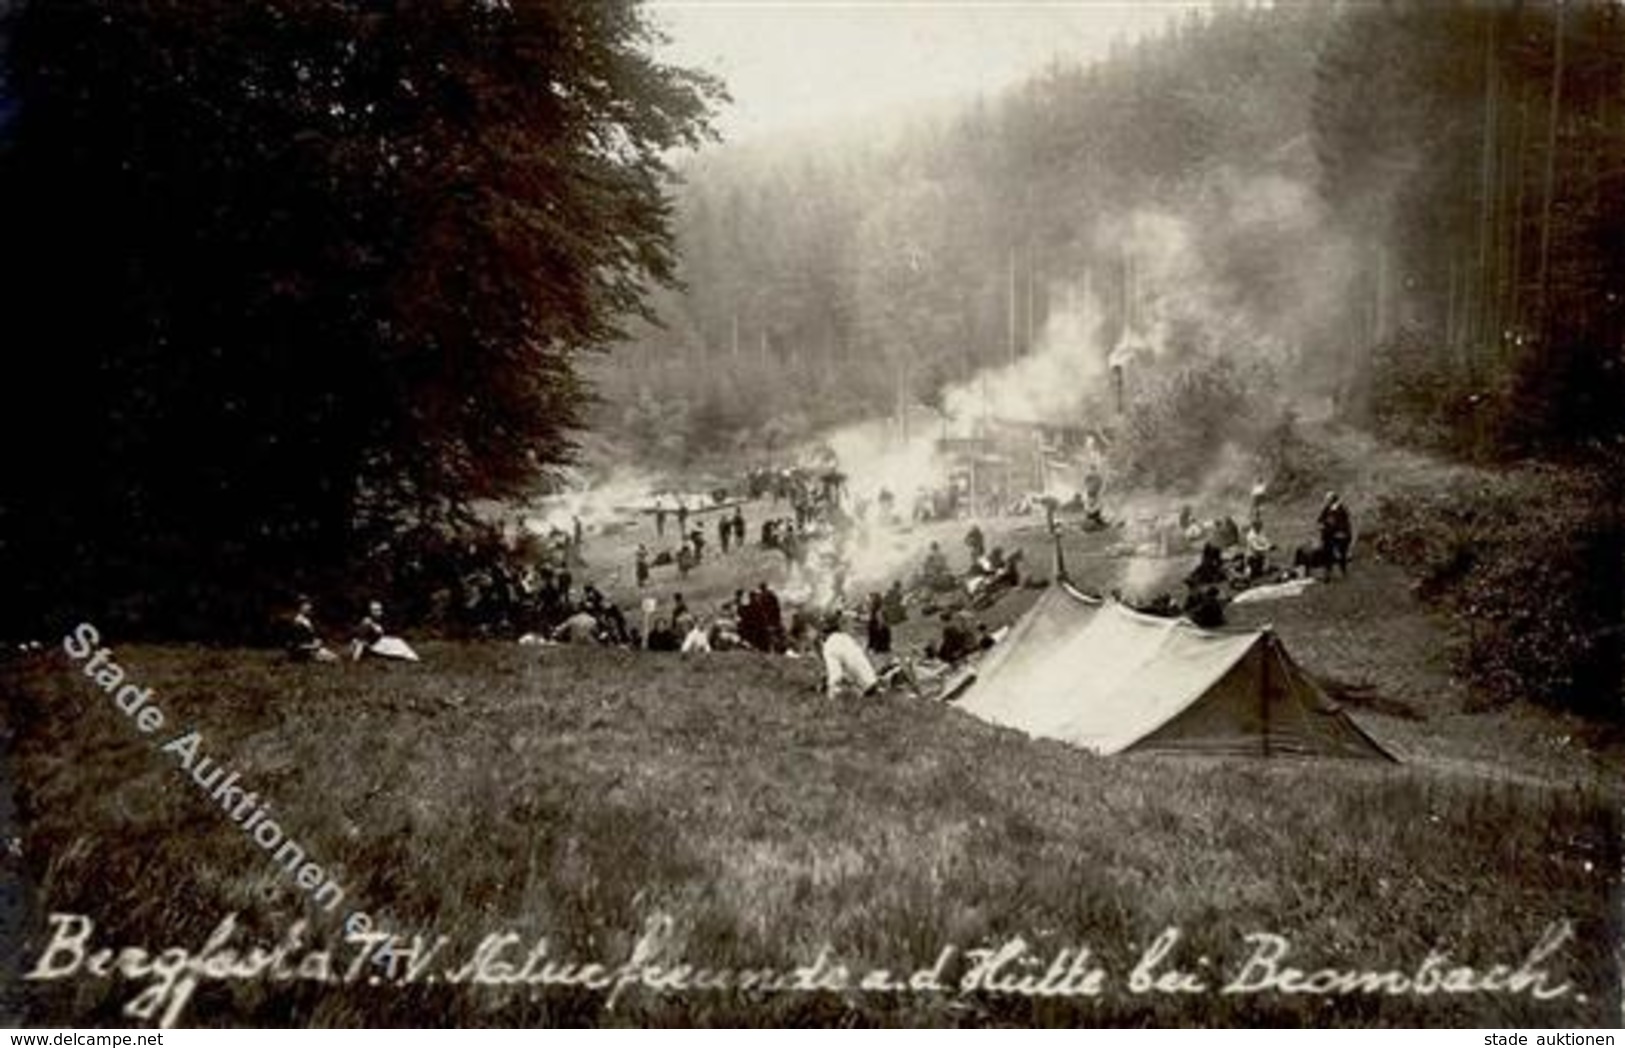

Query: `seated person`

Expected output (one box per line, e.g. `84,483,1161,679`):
645,617,680,652
286,598,338,662
1184,586,1226,629
1185,543,1227,588
352,601,420,661
680,619,711,654
934,611,978,665
820,612,879,699
882,580,908,624
921,542,954,591
553,609,600,644
709,615,744,651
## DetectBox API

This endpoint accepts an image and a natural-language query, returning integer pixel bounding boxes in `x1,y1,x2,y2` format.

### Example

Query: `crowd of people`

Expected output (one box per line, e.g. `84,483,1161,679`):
1125,484,1357,628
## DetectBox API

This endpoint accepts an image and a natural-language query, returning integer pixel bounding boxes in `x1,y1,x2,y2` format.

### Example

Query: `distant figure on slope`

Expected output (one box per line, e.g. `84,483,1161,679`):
654,496,667,538
964,523,986,567
635,544,650,588
639,595,658,649
731,506,747,547
755,581,785,653
676,500,689,537
1244,519,1273,581
866,593,892,655
1317,492,1353,579
921,541,953,592
1083,466,1105,519
882,580,908,625
718,514,732,555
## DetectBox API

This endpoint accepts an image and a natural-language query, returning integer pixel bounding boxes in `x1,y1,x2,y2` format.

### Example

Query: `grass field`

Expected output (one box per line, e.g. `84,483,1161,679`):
3,628,1619,1027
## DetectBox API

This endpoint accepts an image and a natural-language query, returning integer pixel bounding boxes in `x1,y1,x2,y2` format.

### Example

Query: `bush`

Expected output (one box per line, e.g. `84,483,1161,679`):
1113,356,1269,490
1111,354,1327,498
1372,467,1624,718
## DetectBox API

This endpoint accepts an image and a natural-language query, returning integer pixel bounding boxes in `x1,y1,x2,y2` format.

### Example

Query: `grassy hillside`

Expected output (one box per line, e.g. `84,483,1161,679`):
3,640,1617,1027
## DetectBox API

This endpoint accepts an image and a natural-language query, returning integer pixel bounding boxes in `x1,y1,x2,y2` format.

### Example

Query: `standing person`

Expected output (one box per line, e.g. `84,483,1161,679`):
882,580,907,624
1083,467,1104,516
690,526,706,564
1244,519,1273,581
640,595,657,649
671,593,693,635
572,514,584,558
718,513,732,555
738,589,762,651
732,506,746,548
964,523,986,566
654,495,667,539
634,543,650,588
1317,492,1353,579
1249,475,1268,525
865,593,892,655
755,581,784,653
676,499,689,538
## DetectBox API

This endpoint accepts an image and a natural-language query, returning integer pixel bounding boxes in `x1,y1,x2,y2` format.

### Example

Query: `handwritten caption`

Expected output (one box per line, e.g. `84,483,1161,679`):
23,911,1580,1028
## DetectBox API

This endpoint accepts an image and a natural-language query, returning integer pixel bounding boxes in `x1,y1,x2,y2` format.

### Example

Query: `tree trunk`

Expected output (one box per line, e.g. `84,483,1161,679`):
1475,11,1499,371
1537,1,1566,335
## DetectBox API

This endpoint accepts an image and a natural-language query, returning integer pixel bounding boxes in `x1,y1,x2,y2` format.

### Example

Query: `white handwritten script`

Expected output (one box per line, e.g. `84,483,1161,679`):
24,912,1580,1028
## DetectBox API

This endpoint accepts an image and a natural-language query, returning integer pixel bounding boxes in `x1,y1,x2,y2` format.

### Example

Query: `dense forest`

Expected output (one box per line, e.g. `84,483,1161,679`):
599,1,1624,469
0,1,720,636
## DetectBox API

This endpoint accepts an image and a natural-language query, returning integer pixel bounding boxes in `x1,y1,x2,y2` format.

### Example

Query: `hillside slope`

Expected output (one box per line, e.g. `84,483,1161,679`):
3,642,1617,1027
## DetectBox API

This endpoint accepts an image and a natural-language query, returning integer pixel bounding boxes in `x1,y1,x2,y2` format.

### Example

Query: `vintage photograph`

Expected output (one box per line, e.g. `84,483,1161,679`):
0,0,1620,1030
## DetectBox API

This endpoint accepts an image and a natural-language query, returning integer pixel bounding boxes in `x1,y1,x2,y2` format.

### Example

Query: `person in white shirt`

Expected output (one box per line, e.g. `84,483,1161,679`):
1245,520,1274,580
820,611,879,698
680,619,711,655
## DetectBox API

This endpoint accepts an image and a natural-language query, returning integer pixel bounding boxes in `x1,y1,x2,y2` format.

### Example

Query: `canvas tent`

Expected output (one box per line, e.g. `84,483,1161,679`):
955,583,1395,760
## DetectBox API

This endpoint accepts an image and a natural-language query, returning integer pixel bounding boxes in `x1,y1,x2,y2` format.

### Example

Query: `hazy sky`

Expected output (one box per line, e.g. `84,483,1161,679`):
650,1,1203,143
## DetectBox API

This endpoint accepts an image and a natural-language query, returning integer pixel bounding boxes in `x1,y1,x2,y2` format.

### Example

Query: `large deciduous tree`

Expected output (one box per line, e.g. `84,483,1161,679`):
0,0,720,636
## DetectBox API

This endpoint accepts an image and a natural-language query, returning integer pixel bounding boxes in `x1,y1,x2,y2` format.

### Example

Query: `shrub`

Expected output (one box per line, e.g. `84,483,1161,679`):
1113,355,1271,490
1372,467,1624,718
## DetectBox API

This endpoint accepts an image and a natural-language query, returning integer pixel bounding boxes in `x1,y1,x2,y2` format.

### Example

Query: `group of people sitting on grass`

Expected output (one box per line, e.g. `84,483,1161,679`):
1124,489,1358,629
286,597,420,663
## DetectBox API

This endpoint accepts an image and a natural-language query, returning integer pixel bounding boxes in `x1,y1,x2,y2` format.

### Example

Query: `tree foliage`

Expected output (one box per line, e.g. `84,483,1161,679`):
0,0,719,635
